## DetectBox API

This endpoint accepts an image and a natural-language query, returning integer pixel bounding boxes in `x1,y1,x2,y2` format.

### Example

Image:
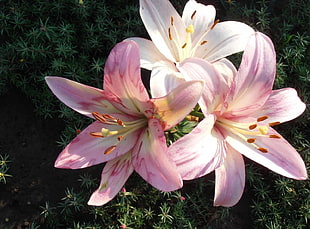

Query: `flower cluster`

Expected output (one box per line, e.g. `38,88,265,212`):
46,0,307,207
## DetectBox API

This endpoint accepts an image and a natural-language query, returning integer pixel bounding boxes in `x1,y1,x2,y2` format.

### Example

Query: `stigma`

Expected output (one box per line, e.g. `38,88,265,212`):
217,115,281,153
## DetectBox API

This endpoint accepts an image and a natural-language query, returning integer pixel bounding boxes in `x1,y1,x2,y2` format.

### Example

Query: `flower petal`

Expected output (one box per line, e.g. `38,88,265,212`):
168,115,226,180
45,77,116,118
152,79,204,130
224,32,276,118
178,57,229,115
140,0,186,62
182,1,216,45
132,118,182,191
104,41,150,115
252,88,306,124
150,61,185,98
54,120,140,169
214,144,245,207
125,37,168,70
88,154,134,206
195,21,254,62
226,128,307,180
212,58,236,87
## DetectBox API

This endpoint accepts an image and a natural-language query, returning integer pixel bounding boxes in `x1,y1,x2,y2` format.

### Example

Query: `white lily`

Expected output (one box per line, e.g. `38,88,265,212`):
128,0,254,97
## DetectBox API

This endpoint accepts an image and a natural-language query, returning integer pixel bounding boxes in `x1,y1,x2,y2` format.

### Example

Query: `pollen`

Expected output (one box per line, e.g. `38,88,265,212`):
210,19,220,30
269,121,281,127
186,24,194,34
269,134,281,139
200,40,207,45
247,138,256,143
182,43,187,48
257,147,268,153
168,27,173,40
257,116,269,122
90,132,103,137
259,126,268,135
104,145,116,155
249,124,257,130
170,16,174,26
191,10,197,20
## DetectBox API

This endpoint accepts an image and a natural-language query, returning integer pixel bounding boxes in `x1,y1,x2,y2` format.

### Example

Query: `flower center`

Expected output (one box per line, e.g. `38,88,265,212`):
90,112,147,154
217,115,281,153
168,12,219,62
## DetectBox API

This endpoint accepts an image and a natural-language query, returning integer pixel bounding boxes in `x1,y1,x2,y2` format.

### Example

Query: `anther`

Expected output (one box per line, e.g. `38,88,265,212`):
104,145,116,155
117,119,125,126
168,27,173,40
118,136,124,141
170,16,174,26
259,126,268,135
269,134,281,139
249,124,257,130
210,19,220,30
92,112,107,123
200,40,207,45
90,132,103,138
269,122,281,127
191,10,197,20
247,138,256,143
257,116,269,122
182,43,187,48
257,147,268,153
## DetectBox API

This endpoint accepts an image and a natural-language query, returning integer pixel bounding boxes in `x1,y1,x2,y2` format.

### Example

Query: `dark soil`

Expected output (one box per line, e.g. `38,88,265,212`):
0,87,82,229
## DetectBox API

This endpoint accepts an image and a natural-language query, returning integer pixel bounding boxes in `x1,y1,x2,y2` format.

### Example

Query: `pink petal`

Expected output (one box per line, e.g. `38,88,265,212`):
150,60,185,98
103,41,150,115
178,58,229,115
182,1,216,46
54,120,141,169
132,118,182,191
212,58,236,87
195,21,254,62
45,77,116,118
88,154,134,206
140,0,186,62
214,144,245,207
125,37,168,70
224,32,276,118
226,128,307,180
252,88,306,124
152,79,204,130
168,115,226,180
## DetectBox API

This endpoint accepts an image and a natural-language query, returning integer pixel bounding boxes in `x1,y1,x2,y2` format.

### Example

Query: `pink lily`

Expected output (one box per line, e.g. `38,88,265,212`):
45,41,204,206
168,32,307,207
128,0,254,97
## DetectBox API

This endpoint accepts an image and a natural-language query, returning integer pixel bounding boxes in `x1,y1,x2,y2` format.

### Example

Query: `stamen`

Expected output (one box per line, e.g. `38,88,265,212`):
168,27,173,40
104,145,116,155
170,16,174,26
191,10,197,20
200,40,207,45
269,134,281,139
247,138,256,143
257,147,268,153
92,112,107,123
90,132,103,137
118,136,124,141
249,124,257,130
257,116,269,122
117,119,125,127
259,126,268,135
269,122,281,127
182,43,187,48
186,25,195,34
210,19,220,30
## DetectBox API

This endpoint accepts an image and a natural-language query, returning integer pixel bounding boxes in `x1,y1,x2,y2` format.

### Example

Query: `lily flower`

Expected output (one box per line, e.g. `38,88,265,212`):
45,41,204,206
168,32,307,207
128,0,254,97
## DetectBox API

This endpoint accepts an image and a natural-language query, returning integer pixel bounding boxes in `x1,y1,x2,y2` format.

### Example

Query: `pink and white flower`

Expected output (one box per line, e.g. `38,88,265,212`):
45,41,204,206
128,0,254,97
168,32,307,207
